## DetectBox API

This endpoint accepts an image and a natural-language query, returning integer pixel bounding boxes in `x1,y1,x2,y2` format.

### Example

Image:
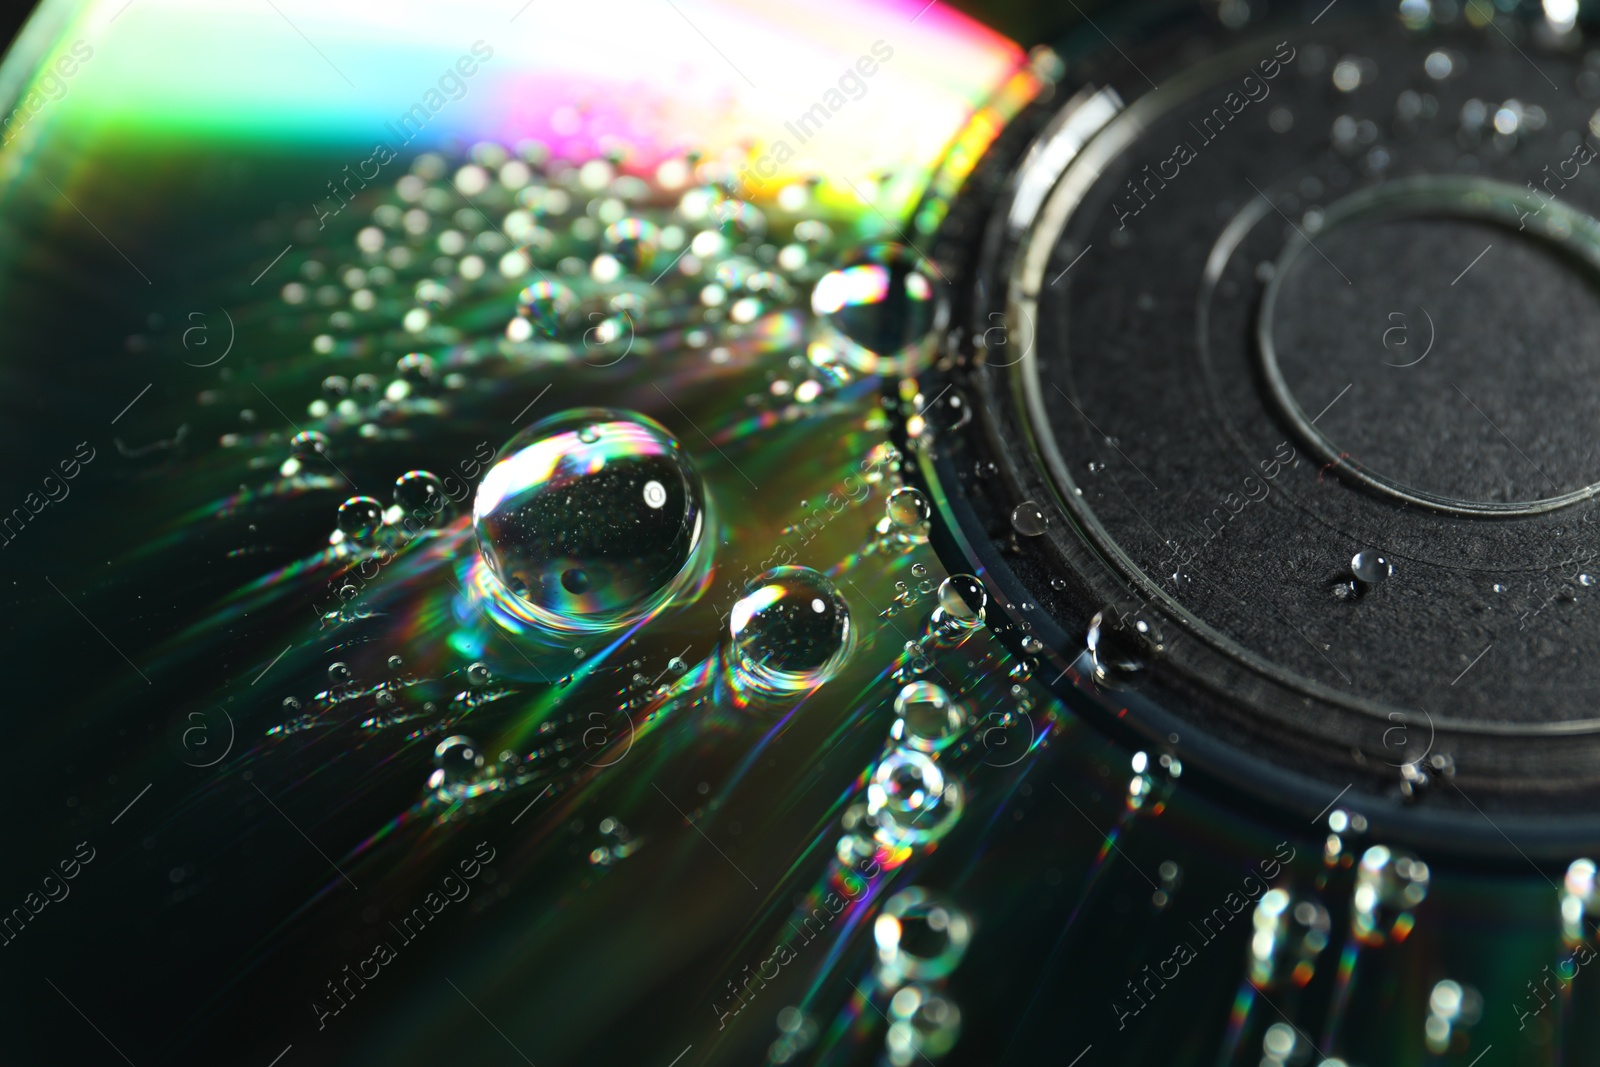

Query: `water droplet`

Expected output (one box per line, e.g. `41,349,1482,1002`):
869,750,962,847
466,661,492,686
282,696,302,711
517,279,581,340
290,430,330,461
886,987,961,1063
474,409,707,627
1352,551,1392,586
394,470,446,528
934,574,985,626
387,655,403,670
337,496,384,541
430,734,488,797
886,487,930,529
1087,610,1151,688
811,244,946,375
1020,635,1044,654
1249,889,1332,989
667,656,688,675
874,887,972,980
395,352,436,383
328,661,352,684
920,387,972,435
892,681,964,752
726,566,853,699
1581,574,1595,587
602,217,660,275
1010,501,1048,537
1352,844,1429,945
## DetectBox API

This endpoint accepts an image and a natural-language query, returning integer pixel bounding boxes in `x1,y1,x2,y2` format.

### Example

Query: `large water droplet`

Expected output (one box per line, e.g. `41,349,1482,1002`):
474,409,707,629
870,749,963,847
919,387,972,436
726,566,853,699
337,496,383,540
1352,844,1429,945
886,987,962,1065
1249,888,1332,989
936,574,986,626
892,682,964,752
811,244,946,375
874,887,972,981
1010,501,1047,537
1087,610,1152,688
1352,550,1392,586
886,487,931,529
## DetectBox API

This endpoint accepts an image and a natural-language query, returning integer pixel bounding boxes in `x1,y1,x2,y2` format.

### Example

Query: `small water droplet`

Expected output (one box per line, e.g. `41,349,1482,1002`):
387,655,403,670
466,662,492,687
337,496,384,540
602,217,661,274
516,279,581,340
726,566,853,700
290,430,330,460
431,734,487,797
394,470,447,527
328,662,352,684
1011,501,1048,537
396,352,436,384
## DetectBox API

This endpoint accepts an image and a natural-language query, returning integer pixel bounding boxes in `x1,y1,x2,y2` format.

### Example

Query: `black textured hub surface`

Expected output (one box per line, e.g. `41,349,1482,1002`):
920,1,1600,856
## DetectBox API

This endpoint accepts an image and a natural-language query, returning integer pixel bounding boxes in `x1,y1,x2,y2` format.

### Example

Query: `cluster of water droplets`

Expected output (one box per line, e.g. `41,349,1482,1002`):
872,887,969,1065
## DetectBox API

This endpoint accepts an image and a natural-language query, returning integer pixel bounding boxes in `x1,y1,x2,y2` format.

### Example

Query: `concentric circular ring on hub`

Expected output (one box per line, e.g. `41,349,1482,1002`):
1257,176,1600,517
